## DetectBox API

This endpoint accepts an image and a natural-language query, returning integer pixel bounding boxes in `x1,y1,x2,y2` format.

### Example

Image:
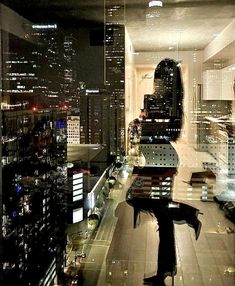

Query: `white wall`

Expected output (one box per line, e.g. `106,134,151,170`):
203,19,235,117
204,19,235,63
134,65,155,111
125,20,235,149
125,28,135,151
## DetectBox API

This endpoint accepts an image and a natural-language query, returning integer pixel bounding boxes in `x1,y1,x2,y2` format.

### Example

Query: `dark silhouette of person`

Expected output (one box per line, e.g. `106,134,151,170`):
126,58,202,286
126,164,202,286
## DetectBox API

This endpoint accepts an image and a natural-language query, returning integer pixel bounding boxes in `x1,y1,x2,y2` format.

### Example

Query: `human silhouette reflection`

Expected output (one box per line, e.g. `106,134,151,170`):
126,158,202,285
126,59,202,285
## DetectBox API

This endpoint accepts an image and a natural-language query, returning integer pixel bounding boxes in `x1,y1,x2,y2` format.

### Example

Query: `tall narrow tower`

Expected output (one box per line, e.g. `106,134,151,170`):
105,0,125,158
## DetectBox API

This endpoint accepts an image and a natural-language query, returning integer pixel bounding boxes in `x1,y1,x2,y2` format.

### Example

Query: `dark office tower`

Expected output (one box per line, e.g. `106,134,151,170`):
29,24,64,108
1,32,39,110
80,88,110,146
105,0,125,158
62,35,79,108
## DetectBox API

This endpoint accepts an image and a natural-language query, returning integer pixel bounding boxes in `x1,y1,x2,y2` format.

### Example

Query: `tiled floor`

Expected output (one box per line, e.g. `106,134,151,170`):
83,142,235,286
96,202,234,285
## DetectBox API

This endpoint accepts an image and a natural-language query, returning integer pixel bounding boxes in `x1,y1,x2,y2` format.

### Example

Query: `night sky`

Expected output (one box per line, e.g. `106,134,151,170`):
1,0,105,28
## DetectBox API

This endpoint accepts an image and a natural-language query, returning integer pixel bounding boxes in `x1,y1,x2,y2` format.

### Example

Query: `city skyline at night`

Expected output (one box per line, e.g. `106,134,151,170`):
1,1,235,286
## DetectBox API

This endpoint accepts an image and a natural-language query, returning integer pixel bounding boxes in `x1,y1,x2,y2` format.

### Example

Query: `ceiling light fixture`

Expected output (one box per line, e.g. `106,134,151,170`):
148,1,163,8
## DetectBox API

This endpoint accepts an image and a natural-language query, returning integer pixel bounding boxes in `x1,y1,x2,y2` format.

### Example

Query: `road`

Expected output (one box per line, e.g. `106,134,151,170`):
81,165,134,286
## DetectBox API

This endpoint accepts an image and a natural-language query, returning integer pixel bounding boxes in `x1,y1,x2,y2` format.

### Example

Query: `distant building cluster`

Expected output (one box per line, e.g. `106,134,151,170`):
0,2,126,285
2,24,79,110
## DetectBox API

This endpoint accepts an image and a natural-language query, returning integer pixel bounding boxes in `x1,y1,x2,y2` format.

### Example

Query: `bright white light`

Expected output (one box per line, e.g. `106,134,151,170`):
32,24,57,29
149,1,163,8
73,173,83,180
88,193,95,209
228,66,235,71
73,208,83,223
73,194,83,202
86,89,99,93
67,162,74,168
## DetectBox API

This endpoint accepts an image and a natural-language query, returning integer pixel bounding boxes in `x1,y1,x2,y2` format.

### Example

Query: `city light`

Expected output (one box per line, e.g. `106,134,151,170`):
62,104,69,109
32,106,38,112
1,2,235,286
32,24,57,29
148,1,163,8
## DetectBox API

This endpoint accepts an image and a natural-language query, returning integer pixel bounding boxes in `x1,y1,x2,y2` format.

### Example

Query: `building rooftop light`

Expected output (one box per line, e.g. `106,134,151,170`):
149,1,163,8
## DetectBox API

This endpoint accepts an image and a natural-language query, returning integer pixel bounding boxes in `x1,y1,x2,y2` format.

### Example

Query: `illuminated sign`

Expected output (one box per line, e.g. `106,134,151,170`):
73,178,83,185
85,89,100,93
73,173,83,179
32,24,57,29
73,183,83,191
73,208,83,223
73,173,83,202
73,194,83,202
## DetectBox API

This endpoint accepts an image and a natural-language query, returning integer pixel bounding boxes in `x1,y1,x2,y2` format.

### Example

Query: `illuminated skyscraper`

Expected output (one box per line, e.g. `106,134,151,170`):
80,88,110,146
0,6,68,285
1,32,39,110
67,116,80,144
29,24,64,108
105,0,125,157
62,35,79,108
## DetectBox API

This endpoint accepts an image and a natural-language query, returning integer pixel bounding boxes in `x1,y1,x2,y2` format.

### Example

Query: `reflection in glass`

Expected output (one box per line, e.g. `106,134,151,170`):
126,59,202,285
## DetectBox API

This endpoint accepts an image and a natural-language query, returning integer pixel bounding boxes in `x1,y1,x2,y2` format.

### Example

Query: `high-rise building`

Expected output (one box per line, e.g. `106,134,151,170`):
105,0,125,157
1,6,68,286
62,35,79,108
1,32,39,110
80,88,110,146
29,24,64,108
67,115,80,144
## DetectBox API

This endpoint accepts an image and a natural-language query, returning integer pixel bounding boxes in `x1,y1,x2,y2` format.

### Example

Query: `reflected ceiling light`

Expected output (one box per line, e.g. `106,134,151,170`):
147,1,163,19
148,1,163,8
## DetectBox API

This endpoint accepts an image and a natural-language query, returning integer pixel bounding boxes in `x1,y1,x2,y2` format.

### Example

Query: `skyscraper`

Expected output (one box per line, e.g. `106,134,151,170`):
29,24,64,108
62,35,79,108
1,6,68,285
1,32,39,110
80,88,109,146
105,0,125,157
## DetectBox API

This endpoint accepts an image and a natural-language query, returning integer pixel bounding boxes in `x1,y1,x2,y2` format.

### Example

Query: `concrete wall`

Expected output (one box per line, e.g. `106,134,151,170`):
0,4,33,41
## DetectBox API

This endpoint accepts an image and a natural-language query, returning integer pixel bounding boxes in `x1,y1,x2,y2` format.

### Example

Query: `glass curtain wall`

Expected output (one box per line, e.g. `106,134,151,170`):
1,1,235,286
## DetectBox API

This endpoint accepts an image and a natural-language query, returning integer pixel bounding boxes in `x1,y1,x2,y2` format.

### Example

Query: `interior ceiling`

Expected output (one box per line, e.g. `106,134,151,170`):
2,0,235,52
